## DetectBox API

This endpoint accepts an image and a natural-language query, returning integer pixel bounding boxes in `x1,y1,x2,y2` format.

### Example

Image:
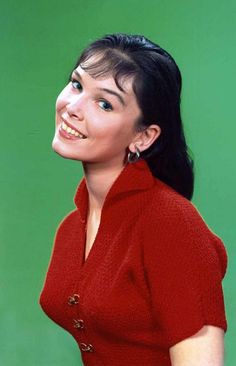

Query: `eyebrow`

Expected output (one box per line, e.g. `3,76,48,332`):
99,87,126,106
73,69,126,106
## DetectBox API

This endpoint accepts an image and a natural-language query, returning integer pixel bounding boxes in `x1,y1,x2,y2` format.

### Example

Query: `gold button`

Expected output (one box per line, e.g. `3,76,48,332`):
80,343,94,352
68,294,80,305
73,319,84,329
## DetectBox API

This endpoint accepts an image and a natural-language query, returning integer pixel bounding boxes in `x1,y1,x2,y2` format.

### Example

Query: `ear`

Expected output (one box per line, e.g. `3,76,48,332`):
129,124,161,153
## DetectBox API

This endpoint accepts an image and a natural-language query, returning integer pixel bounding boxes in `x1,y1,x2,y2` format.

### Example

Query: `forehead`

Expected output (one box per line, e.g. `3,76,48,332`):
74,66,137,104
76,53,135,94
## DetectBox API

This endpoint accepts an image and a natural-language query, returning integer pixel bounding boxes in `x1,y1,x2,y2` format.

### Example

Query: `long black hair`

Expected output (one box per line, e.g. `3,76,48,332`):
73,33,194,200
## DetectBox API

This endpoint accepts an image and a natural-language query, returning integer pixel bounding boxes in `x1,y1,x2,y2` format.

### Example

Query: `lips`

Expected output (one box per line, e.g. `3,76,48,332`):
60,117,87,139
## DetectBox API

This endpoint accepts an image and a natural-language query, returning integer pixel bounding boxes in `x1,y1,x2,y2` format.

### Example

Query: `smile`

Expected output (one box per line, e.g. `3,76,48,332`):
60,120,87,139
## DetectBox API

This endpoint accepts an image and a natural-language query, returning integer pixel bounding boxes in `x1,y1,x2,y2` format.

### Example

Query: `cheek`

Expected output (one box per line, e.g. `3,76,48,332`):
96,120,134,146
55,95,64,113
88,116,121,138
55,86,70,112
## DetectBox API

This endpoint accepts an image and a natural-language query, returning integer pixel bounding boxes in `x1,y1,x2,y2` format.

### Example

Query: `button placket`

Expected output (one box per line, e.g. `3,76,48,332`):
67,292,95,353
68,294,84,330
68,294,85,330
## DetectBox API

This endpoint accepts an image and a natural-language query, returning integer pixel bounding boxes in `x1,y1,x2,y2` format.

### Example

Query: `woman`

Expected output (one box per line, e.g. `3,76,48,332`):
40,34,228,366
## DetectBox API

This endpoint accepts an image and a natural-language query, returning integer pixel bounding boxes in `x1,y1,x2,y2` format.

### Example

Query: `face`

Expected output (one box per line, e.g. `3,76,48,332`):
52,61,142,168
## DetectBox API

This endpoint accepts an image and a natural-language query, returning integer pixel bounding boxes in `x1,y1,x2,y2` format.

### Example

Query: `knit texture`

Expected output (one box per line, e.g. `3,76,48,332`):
40,159,227,366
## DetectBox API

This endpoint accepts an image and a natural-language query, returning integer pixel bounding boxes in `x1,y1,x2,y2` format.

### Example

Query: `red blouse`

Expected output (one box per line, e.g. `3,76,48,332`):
39,159,227,366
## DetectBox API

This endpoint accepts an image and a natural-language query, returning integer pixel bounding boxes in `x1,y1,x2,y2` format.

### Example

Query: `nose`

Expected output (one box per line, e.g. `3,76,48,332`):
66,94,84,121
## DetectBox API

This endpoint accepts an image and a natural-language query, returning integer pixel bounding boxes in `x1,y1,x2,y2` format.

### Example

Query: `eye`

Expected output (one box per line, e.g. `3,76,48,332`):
71,78,82,91
98,100,113,111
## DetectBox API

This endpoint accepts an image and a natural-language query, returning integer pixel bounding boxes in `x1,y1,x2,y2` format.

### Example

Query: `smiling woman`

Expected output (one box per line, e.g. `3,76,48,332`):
39,34,227,366
52,62,144,165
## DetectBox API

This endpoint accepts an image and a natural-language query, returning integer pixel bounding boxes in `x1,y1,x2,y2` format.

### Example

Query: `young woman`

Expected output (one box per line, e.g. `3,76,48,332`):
40,33,228,366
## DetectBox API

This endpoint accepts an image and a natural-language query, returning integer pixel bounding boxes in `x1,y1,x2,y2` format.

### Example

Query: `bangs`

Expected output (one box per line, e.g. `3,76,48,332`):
78,48,140,92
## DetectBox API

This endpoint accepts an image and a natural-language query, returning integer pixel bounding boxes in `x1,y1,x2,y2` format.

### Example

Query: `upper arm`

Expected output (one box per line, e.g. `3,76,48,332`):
143,199,228,349
169,325,225,366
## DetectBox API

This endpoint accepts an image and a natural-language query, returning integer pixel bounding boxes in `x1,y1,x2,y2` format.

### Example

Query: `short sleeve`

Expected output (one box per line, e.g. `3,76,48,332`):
143,201,228,348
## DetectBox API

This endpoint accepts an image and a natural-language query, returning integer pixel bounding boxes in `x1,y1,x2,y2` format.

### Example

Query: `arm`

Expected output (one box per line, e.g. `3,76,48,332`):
169,325,225,366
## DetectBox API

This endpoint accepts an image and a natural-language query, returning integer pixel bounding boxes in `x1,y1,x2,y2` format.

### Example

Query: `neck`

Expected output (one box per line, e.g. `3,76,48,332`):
82,161,127,213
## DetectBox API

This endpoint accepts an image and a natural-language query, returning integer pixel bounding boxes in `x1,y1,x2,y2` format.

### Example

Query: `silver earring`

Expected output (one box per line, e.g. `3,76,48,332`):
127,145,141,163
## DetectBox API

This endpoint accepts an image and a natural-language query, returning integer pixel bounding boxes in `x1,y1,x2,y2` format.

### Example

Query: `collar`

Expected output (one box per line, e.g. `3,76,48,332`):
74,159,155,222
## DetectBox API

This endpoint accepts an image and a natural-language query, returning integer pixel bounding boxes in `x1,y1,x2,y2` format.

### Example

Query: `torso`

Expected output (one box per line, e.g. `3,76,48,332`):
40,159,227,366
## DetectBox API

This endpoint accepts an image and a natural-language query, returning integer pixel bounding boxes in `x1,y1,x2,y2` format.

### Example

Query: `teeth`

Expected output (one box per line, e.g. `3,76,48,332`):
61,121,86,138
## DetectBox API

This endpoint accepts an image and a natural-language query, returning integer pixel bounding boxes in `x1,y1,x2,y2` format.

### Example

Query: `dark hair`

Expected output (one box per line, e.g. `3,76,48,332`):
73,33,194,200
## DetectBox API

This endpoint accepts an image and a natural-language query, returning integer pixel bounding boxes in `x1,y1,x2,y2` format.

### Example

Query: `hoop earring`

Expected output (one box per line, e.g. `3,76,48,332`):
127,145,141,163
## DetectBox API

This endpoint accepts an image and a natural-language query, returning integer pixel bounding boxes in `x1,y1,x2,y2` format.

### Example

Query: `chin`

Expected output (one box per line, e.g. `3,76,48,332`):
51,138,76,160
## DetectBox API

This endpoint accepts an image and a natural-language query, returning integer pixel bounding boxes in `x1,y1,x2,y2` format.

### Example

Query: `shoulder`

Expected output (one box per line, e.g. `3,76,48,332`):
141,179,228,346
142,178,227,278
53,209,81,247
56,209,80,232
146,177,214,234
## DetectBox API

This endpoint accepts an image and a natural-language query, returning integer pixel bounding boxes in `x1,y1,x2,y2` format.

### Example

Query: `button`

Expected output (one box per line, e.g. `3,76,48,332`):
80,343,94,352
73,319,84,329
68,294,80,305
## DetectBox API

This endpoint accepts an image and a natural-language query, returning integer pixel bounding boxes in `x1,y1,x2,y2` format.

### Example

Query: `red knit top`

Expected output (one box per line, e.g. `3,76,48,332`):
39,159,227,366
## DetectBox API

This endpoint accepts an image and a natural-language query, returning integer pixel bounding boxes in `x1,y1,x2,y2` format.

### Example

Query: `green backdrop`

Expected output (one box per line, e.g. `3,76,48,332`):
1,0,235,365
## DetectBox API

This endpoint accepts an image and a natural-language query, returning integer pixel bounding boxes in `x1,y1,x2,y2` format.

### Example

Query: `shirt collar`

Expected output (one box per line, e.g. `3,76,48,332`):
74,159,155,222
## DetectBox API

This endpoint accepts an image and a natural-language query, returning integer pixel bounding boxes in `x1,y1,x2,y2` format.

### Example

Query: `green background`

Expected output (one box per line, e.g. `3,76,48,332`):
1,0,235,365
